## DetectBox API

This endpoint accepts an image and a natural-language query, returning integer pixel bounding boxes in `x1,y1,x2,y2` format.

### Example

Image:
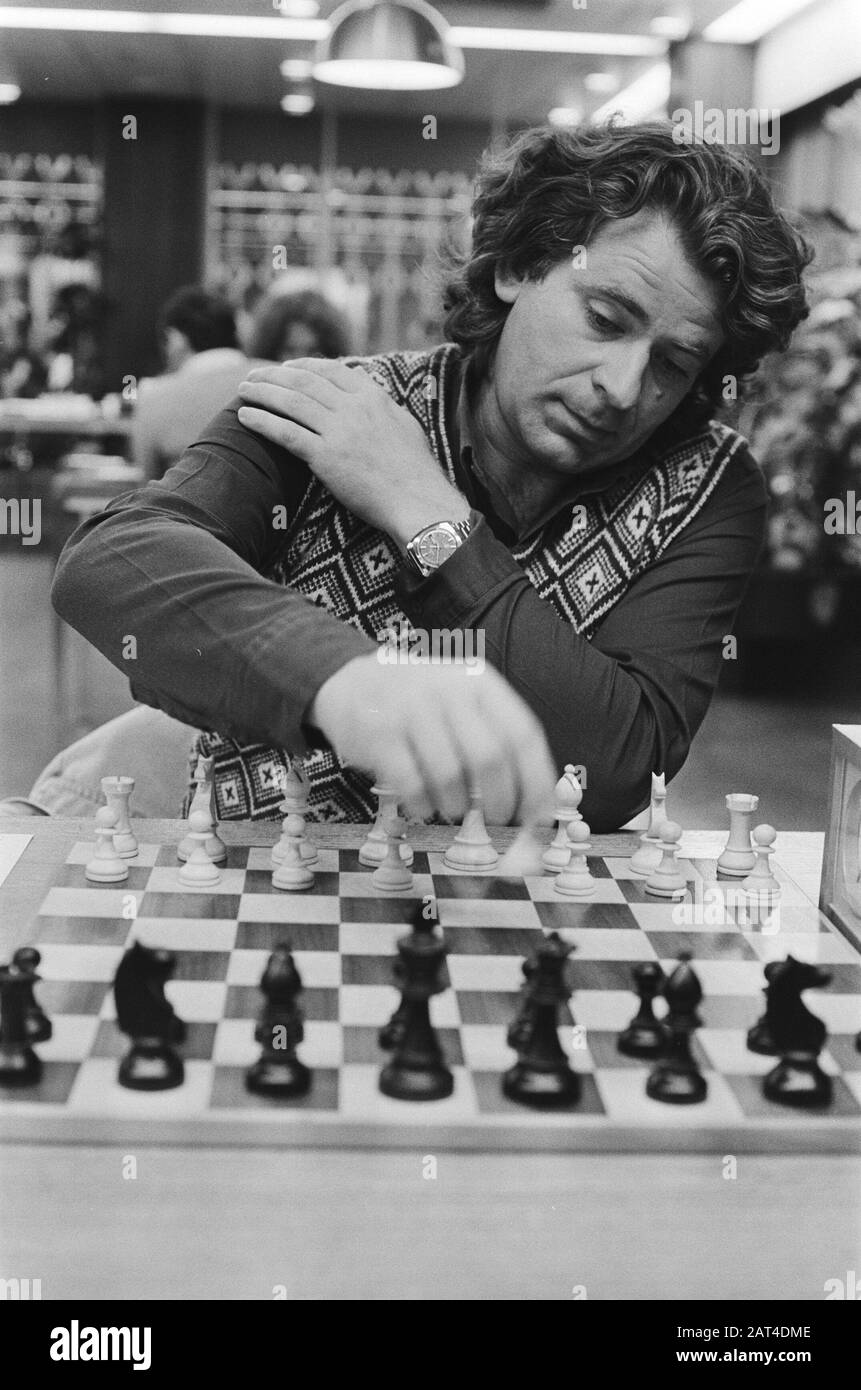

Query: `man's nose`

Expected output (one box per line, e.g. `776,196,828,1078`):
592,344,651,413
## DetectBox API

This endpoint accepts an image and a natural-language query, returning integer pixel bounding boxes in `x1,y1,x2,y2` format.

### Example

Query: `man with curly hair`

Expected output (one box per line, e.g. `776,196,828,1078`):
52,123,811,832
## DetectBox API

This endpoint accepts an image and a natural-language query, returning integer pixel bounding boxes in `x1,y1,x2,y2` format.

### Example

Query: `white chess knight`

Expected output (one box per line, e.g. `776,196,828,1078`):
100,775,137,858
178,810,222,886
358,786,414,867
542,765,583,872
85,806,129,884
372,815,415,891
178,756,226,864
443,792,498,871
741,824,782,900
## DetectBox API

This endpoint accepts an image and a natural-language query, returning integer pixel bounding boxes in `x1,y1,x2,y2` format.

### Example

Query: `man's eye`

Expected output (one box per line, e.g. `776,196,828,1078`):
658,355,688,380
586,307,619,333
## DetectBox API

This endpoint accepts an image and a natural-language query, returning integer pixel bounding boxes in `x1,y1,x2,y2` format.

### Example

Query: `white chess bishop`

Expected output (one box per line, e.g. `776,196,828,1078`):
542,765,583,872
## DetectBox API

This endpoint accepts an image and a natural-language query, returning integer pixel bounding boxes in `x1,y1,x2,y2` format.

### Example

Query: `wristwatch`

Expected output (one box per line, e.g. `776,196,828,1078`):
405,517,473,576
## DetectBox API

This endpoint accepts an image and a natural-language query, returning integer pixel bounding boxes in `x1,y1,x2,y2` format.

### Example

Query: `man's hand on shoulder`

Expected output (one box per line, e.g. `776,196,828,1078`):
308,653,556,827
237,358,468,547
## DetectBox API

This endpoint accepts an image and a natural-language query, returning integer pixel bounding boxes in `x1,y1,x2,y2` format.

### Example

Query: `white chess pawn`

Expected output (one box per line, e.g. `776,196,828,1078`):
271,813,316,891
741,824,782,900
554,820,596,898
443,793,498,871
179,810,223,886
717,792,759,877
100,775,137,858
85,806,129,884
542,765,583,871
373,816,415,891
272,798,318,867
644,821,688,899
358,787,414,867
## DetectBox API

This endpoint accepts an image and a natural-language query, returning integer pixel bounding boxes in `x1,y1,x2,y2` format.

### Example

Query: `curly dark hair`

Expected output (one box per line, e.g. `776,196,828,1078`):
444,122,813,447
247,289,351,361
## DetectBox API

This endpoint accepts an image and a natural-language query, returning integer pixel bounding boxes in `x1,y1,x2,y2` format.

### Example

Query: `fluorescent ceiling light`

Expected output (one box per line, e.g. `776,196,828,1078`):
273,1,319,14
314,59,459,89
281,92,315,114
584,71,620,94
591,62,672,123
280,59,315,80
450,28,665,56
704,0,818,43
0,83,20,103
0,10,668,57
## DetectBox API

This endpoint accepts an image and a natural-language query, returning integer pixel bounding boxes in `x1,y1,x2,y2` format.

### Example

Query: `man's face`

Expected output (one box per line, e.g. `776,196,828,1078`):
486,210,724,477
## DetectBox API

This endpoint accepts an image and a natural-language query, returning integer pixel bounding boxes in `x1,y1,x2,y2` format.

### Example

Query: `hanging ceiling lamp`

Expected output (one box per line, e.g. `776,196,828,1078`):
314,0,464,91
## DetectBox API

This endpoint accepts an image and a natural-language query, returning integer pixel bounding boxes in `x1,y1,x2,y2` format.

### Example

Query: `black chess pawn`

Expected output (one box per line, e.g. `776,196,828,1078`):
0,965,42,1086
11,947,52,1044
618,961,667,1058
761,956,833,1108
246,944,311,1098
503,933,580,1108
114,941,186,1091
379,907,453,1102
379,901,437,1051
646,953,707,1104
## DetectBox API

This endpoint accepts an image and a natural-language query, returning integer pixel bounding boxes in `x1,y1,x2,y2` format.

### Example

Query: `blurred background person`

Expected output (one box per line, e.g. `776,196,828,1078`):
245,287,352,362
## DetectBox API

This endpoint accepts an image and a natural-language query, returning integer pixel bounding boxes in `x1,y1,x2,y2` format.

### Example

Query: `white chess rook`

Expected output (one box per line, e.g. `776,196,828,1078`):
100,776,138,858
443,793,498,872
717,792,759,877
85,806,129,884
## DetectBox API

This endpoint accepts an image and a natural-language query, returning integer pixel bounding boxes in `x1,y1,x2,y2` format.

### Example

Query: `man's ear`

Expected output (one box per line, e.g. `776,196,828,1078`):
494,267,522,304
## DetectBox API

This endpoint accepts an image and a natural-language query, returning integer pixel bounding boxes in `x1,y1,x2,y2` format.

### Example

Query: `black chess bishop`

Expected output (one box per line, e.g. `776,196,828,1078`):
246,944,311,1098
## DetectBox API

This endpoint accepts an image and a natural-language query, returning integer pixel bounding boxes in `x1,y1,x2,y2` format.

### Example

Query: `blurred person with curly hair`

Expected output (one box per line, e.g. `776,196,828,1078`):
52,123,812,831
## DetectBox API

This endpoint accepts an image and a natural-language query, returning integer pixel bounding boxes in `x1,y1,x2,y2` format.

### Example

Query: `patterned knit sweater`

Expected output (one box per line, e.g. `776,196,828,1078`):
190,343,745,823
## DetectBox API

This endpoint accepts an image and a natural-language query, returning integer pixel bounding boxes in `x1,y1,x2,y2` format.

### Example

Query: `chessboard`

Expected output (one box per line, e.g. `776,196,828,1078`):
2,827,860,1153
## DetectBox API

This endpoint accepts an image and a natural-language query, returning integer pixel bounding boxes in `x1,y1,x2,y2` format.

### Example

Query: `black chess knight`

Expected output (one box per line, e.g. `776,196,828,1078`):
114,941,186,1091
503,933,580,1108
757,956,833,1108
246,944,311,1098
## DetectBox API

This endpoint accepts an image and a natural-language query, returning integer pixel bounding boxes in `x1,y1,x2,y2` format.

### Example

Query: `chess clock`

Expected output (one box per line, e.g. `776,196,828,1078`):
820,725,861,950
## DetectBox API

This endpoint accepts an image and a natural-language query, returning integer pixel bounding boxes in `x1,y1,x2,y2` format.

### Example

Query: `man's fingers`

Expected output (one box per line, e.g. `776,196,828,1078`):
237,381,330,434
280,357,362,391
236,405,319,460
440,700,520,823
241,363,343,408
405,714,472,823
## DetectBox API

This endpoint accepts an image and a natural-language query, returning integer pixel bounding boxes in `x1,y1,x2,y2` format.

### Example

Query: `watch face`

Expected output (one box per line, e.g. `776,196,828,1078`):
417,528,459,567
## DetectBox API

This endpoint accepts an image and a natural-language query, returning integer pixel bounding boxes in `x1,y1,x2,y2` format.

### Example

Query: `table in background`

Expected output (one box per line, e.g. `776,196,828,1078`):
0,817,858,1301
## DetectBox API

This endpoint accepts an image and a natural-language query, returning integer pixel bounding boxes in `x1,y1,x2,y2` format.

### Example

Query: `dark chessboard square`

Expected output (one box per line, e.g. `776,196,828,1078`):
224,983,338,1022
343,1025,464,1066
35,916,133,946
645,930,758,962
38,980,109,1015
473,1068,605,1116
139,892,241,920
700,995,760,1029
443,926,543,956
0,1061,79,1105
211,1064,339,1111
726,1072,861,1119
243,869,340,896
235,921,339,952
171,951,231,983
54,864,152,891
155,844,250,870
341,897,428,924
456,989,572,1026
534,901,636,932
613,878,658,903
432,874,530,900
827,1035,861,1071
585,1028,711,1071
338,849,430,875
91,1019,217,1060
341,954,444,988
570,960,645,991
583,856,612,878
